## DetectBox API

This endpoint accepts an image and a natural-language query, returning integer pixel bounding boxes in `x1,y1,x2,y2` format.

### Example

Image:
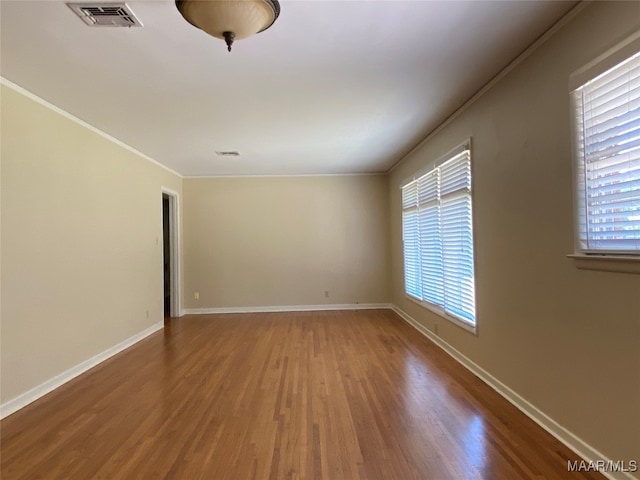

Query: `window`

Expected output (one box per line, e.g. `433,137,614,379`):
401,144,476,328
571,49,640,255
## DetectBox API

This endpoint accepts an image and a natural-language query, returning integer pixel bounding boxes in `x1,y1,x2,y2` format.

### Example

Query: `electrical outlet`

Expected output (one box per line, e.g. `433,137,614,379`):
194,292,200,300
324,291,329,298
434,323,439,336
146,310,149,319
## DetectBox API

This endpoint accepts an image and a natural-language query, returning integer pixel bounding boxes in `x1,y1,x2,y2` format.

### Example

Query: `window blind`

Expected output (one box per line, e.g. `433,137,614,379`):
572,50,640,253
402,181,421,299
401,148,476,325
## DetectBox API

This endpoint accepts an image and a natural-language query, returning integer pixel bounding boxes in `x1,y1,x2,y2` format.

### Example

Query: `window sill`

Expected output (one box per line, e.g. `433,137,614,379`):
567,254,640,274
406,295,477,335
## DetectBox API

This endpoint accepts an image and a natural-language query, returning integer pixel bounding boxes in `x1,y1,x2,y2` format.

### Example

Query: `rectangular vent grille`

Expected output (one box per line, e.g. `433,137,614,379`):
67,3,142,27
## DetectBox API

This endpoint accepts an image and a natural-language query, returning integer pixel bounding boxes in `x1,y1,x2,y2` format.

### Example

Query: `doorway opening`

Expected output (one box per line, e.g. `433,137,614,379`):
162,188,180,318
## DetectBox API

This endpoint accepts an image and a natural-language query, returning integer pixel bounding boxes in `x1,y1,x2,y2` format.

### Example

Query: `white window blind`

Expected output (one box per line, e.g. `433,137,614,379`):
572,50,640,254
402,180,421,299
401,148,476,325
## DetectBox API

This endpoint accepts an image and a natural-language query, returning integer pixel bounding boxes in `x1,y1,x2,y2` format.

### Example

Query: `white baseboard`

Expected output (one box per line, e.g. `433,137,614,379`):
183,303,392,315
0,321,164,420
390,305,637,480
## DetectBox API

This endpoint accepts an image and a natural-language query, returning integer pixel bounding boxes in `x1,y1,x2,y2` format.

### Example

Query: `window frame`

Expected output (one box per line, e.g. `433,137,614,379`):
400,140,478,334
568,31,640,273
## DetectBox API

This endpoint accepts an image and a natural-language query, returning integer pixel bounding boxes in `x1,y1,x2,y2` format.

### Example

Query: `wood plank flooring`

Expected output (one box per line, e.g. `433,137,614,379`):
1,310,605,479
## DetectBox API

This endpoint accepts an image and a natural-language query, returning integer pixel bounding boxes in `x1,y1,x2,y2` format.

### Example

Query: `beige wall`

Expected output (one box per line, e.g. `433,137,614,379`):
389,1,640,463
183,176,390,309
0,84,182,403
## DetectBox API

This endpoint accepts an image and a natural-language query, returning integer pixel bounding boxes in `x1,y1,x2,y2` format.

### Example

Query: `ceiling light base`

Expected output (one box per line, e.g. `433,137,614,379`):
223,31,235,52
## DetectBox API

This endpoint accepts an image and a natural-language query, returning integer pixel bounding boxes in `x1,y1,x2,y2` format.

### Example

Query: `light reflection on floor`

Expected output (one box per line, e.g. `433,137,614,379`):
463,414,488,476
401,348,489,479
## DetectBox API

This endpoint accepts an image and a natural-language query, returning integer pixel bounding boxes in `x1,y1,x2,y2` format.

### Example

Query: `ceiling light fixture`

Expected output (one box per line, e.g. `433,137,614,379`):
175,0,280,52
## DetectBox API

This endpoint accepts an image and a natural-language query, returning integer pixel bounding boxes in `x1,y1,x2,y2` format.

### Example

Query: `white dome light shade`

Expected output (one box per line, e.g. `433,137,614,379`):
176,0,280,52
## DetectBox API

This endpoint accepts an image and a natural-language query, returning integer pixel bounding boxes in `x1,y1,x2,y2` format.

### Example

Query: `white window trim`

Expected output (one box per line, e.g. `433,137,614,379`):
568,32,640,273
565,254,640,274
400,139,478,334
569,31,640,92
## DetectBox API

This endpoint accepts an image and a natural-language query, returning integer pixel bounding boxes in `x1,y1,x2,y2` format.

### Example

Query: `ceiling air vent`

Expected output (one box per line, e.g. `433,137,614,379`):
216,151,240,157
67,3,142,27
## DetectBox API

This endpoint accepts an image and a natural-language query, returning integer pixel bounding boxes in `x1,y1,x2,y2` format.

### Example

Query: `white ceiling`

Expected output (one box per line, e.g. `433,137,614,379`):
1,0,577,176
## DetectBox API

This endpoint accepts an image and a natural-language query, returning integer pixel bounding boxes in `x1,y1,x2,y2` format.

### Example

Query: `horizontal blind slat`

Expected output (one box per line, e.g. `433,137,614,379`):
402,182,418,209
580,53,640,93
584,109,640,145
583,76,640,114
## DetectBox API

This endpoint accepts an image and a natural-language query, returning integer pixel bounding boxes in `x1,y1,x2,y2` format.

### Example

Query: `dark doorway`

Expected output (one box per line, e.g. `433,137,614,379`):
162,193,171,317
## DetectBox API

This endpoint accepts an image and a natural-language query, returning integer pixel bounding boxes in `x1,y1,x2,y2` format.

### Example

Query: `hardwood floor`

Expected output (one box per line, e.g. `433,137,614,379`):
1,310,605,480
